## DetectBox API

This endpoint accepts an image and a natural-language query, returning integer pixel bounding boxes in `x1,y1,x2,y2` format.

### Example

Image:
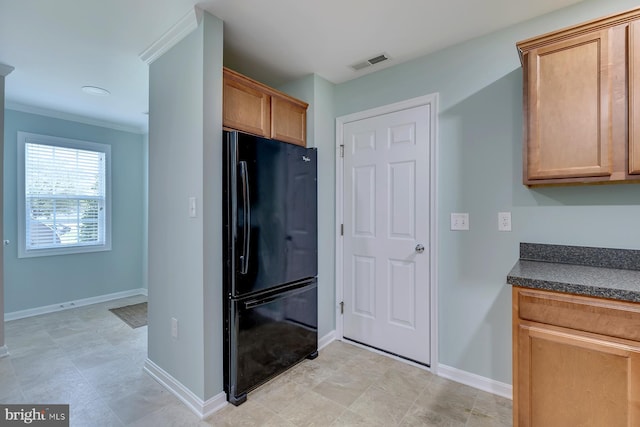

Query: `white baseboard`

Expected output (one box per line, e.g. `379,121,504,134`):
144,358,227,419
141,330,337,419
140,288,148,296
332,336,510,400
437,363,512,400
0,345,9,358
318,330,336,350
4,288,148,321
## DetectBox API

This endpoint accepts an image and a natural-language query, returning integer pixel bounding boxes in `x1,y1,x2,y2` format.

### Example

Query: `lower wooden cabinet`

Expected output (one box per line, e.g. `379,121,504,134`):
513,287,640,426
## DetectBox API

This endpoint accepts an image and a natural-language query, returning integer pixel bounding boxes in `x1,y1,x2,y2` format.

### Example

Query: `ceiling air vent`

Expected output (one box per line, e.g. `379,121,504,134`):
350,53,390,71
351,61,371,71
368,54,388,65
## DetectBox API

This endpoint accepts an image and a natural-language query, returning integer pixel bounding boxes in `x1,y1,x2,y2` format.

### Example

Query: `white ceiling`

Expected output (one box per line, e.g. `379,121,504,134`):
0,0,583,133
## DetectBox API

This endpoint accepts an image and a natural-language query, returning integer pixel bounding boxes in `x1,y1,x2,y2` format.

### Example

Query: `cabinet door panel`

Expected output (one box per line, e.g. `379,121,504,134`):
517,323,640,427
271,96,307,147
629,21,640,174
526,30,613,180
223,78,271,137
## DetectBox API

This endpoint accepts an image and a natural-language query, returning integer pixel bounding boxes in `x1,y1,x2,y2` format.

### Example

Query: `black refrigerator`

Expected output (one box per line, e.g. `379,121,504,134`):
222,130,318,406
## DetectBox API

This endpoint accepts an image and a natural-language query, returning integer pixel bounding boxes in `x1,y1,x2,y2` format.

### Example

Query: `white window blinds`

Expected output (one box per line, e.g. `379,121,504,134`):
18,132,111,257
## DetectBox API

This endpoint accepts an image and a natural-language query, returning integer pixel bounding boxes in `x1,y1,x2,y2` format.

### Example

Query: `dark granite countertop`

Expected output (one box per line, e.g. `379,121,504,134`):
507,243,640,303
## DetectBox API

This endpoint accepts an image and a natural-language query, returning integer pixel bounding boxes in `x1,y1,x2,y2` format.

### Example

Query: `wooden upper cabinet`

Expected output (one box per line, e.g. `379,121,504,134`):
223,73,271,138
223,67,308,146
271,95,307,146
518,7,640,186
629,20,640,174
524,30,613,181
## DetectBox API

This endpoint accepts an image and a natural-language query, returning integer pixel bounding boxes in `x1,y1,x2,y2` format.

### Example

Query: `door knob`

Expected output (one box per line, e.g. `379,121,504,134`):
415,244,425,254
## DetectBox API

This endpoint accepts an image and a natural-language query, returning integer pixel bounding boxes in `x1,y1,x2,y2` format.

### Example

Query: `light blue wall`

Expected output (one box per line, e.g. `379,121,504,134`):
333,0,640,384
3,109,145,313
278,75,336,338
202,11,225,399
142,133,149,290
313,76,337,336
148,11,223,400
1,73,6,350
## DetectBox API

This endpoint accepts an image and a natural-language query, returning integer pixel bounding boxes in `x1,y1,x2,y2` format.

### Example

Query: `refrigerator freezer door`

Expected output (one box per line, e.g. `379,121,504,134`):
225,131,318,297
225,280,318,405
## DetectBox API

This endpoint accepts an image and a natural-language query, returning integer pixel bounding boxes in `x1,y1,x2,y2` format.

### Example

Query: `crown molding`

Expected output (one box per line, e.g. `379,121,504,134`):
0,64,15,77
139,7,203,65
6,102,147,134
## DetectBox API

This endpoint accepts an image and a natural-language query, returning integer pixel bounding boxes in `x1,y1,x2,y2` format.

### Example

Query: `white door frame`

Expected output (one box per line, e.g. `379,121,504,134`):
335,93,439,372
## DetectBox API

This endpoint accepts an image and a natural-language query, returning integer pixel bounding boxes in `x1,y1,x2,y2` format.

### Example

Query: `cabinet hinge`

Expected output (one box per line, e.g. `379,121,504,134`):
340,224,344,236
340,301,344,314
340,145,344,158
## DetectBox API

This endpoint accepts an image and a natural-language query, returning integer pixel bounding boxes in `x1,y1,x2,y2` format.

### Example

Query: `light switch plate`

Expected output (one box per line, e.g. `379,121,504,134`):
189,197,197,218
171,317,178,339
451,213,469,231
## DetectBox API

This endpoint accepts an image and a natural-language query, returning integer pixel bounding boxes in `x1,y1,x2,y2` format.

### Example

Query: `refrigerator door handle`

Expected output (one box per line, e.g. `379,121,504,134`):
244,283,316,309
239,160,251,274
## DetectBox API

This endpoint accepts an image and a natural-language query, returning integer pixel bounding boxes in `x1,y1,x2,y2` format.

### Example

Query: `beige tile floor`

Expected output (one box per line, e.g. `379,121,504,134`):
1,296,512,426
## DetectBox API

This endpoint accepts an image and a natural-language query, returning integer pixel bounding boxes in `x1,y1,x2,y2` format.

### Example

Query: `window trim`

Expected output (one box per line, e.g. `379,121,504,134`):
17,131,112,258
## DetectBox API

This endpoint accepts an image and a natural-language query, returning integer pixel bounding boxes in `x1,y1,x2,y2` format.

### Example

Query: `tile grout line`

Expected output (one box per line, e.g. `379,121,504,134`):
394,375,433,427
72,348,126,427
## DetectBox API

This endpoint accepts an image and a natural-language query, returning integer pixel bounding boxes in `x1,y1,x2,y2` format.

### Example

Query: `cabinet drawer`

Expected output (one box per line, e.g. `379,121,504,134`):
517,288,640,342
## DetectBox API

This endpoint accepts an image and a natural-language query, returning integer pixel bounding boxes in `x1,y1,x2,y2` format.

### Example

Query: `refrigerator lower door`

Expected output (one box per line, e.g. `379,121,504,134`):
225,280,318,405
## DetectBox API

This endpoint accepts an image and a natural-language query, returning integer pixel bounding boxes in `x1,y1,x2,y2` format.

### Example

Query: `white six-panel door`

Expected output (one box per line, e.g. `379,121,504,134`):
342,104,432,365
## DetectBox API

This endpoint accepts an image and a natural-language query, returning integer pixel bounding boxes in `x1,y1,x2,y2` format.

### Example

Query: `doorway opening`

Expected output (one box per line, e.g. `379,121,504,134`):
335,94,439,370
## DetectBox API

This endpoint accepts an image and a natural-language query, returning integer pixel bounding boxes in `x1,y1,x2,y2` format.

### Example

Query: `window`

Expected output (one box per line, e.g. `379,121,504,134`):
18,132,111,257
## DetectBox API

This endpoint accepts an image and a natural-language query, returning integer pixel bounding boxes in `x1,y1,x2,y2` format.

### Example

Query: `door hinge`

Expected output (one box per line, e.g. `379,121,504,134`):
340,224,344,236
340,301,344,314
340,145,344,158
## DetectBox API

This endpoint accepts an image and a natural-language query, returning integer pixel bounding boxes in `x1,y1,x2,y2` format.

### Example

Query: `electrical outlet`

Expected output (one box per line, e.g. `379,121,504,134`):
451,213,469,231
498,212,512,232
171,317,178,339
